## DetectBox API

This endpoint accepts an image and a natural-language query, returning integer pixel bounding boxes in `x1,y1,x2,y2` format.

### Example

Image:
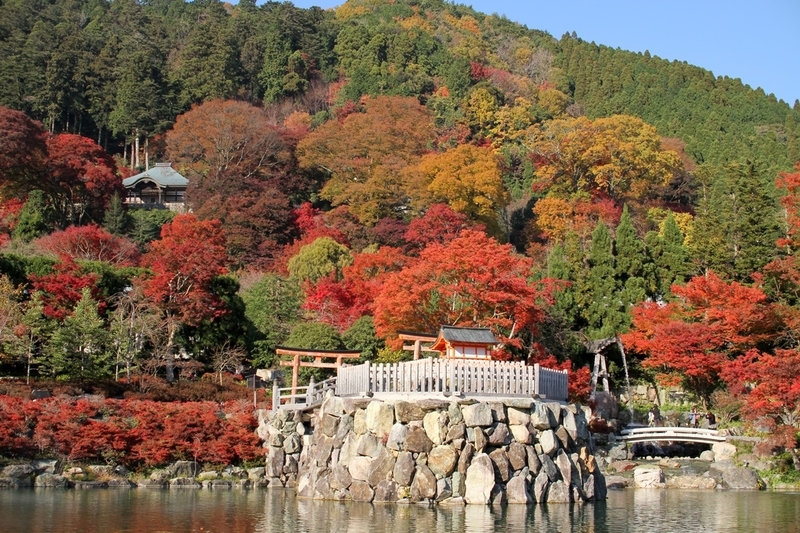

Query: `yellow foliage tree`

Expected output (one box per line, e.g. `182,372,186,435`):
527,115,682,204
411,144,509,231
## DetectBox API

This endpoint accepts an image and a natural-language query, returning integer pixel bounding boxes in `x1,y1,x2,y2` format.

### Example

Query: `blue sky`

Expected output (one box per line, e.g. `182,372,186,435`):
288,0,799,106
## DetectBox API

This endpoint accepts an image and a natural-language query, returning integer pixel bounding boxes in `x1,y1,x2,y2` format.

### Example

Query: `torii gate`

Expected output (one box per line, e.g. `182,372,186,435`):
397,330,438,360
275,346,362,393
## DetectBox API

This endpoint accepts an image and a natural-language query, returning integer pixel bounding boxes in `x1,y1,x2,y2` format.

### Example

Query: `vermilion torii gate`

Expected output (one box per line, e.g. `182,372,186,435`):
275,346,362,393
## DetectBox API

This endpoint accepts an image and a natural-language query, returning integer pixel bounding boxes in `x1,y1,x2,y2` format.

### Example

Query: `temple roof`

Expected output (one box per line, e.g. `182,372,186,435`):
123,163,188,188
431,326,499,351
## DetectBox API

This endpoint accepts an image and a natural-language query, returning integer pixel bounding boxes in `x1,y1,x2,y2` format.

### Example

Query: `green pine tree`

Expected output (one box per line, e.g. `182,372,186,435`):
13,190,54,242
581,220,625,339
103,193,130,236
614,205,649,328
45,288,112,381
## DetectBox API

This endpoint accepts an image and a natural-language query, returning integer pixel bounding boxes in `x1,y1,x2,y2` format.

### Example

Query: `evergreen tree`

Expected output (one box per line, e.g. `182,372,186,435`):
342,316,384,362
647,212,691,299
689,162,781,280
103,192,130,236
13,190,54,242
614,205,649,323
45,288,111,381
581,220,625,339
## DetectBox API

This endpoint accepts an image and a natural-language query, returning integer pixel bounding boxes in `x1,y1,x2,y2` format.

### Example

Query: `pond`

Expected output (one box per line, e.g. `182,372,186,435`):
0,487,798,533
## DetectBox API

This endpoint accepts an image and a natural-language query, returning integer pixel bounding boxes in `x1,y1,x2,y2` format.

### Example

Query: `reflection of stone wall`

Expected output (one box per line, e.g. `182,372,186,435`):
257,394,607,505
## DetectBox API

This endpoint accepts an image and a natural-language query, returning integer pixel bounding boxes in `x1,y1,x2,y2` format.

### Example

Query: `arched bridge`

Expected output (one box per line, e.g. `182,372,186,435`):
620,426,725,445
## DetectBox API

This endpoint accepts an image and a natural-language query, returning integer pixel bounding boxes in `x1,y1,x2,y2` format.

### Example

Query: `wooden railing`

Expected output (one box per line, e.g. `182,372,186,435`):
620,426,726,444
336,358,568,401
272,376,337,411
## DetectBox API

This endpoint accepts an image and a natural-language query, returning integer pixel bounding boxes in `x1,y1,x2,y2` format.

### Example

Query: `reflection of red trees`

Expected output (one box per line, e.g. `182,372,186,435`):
0,395,261,466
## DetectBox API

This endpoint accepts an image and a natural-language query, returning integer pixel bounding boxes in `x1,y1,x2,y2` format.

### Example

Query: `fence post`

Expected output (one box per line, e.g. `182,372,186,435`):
534,363,540,397
272,380,279,411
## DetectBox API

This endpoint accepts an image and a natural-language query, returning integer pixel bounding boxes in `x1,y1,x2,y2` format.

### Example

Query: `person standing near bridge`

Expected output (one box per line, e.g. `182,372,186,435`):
689,405,699,428
706,411,717,429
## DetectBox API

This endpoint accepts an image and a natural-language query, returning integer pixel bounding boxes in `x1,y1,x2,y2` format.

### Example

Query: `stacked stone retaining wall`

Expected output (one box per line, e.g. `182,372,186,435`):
257,394,607,505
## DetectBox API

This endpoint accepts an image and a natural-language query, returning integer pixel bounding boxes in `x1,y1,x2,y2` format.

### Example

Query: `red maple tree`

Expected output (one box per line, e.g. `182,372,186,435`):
138,214,230,380
373,230,544,348
44,133,122,226
622,272,782,401
35,225,140,266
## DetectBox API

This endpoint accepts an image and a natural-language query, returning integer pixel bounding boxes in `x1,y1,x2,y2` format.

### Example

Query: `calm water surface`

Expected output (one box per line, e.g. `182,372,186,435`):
0,488,798,533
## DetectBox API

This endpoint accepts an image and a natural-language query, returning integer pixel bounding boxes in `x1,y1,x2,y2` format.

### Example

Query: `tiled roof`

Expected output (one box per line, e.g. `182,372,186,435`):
438,326,498,344
123,163,188,188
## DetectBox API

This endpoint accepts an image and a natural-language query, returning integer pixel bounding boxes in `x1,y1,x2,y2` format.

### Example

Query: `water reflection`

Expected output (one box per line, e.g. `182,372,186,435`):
0,487,798,533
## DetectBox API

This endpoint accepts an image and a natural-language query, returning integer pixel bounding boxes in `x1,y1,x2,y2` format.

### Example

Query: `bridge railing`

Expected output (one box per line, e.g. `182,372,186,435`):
620,426,725,443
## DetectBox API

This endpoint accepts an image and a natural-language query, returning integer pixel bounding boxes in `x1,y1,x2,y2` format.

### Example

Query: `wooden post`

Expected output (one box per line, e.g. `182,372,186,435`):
414,339,421,360
291,353,300,395
272,381,279,411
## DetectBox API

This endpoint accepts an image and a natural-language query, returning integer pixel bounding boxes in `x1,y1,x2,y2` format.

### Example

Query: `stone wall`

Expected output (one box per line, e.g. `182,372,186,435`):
256,394,607,505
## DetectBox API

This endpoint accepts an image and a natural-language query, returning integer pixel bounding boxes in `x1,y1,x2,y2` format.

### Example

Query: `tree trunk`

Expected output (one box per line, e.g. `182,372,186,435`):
145,137,149,170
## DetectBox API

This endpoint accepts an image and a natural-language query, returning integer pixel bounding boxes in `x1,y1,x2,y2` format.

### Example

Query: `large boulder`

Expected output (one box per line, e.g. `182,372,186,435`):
546,480,571,503
666,475,718,490
539,429,559,456
530,402,556,430
365,402,395,439
34,473,68,488
374,480,399,502
423,411,448,445
170,461,199,478
507,443,528,471
386,422,408,451
712,442,737,462
348,456,373,482
367,448,396,487
405,426,434,453
393,451,416,486
462,403,493,427
2,464,34,480
349,480,375,502
633,467,665,488
711,464,764,490
464,454,495,505
506,475,531,504
489,448,512,483
410,465,437,501
394,401,427,423
428,445,457,479
532,471,550,502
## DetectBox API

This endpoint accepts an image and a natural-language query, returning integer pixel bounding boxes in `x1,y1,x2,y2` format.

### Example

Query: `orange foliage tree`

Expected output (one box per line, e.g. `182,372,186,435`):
720,348,800,430
622,272,783,402
296,96,435,224
44,133,121,227
527,115,681,204
302,246,409,331
373,230,544,349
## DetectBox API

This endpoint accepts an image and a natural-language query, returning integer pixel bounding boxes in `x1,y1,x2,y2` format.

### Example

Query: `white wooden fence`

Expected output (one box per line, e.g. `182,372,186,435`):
336,358,568,401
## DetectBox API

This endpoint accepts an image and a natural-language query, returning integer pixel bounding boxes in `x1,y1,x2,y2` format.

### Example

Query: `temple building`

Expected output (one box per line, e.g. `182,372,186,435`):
122,163,188,211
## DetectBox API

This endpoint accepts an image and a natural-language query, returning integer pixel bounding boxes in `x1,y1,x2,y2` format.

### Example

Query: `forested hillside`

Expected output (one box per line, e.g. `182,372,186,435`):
1,0,799,441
